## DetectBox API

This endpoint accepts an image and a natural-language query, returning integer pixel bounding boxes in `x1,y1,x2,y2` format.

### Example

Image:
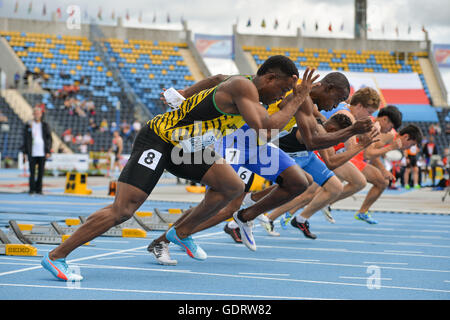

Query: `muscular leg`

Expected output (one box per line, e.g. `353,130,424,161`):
299,176,343,220
173,160,245,239
50,181,149,260
357,164,389,214
404,167,411,187
268,183,318,221
330,162,367,204
238,165,310,222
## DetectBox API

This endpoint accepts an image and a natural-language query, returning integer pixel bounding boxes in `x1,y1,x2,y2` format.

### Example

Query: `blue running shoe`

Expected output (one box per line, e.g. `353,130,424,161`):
355,212,378,224
41,253,83,282
280,212,292,230
166,227,207,260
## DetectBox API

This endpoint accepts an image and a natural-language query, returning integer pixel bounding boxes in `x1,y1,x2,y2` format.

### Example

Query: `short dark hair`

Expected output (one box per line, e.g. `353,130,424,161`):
257,55,299,78
321,72,351,94
378,105,402,130
327,113,353,130
399,124,423,146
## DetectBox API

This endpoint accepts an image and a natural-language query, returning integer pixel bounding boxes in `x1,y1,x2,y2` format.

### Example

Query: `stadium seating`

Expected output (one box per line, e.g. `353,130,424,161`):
243,46,431,104
0,96,24,159
102,38,195,114
1,31,141,155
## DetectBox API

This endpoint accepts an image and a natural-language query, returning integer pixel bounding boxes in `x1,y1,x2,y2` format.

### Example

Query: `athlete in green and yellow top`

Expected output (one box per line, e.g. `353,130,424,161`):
148,79,249,151
148,64,317,151
42,56,321,276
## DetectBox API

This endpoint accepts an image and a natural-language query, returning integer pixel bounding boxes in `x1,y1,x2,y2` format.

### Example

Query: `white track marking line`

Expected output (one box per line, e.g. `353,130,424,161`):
0,283,331,300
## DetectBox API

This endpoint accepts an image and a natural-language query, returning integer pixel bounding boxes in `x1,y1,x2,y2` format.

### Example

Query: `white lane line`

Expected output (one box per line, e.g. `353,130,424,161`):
363,262,409,265
0,283,332,300
96,255,136,261
0,245,148,277
197,253,450,274
384,250,423,254
198,240,450,259
339,276,392,281
239,272,290,277
0,229,226,278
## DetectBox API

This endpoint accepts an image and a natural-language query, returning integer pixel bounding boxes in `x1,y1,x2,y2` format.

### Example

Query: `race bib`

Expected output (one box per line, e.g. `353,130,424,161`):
138,149,162,170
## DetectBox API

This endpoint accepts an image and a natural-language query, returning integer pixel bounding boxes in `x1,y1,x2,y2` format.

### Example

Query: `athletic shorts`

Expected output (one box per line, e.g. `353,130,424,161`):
119,126,220,194
215,124,297,189
407,155,417,167
350,151,368,172
288,150,335,187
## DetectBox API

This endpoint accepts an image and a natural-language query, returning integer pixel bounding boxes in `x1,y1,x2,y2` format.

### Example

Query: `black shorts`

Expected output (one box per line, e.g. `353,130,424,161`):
118,126,220,194
407,155,417,167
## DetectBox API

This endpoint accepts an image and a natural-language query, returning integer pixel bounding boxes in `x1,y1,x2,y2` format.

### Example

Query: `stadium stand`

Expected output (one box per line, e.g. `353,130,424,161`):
102,38,196,115
0,30,140,154
0,96,24,160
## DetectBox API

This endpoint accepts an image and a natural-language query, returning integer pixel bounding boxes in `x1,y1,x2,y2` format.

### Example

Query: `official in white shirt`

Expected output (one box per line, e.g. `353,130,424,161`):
22,107,52,194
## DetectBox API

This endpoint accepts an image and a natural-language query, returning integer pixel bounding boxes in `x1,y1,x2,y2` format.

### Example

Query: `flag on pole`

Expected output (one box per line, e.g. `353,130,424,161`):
302,20,306,30
126,9,130,21
340,22,344,31
287,20,291,29
261,18,266,28
56,7,62,19
246,18,251,27
42,3,46,16
28,1,32,14
381,24,385,34
407,24,411,34
315,21,319,31
14,1,19,13
97,7,102,20
111,10,115,20
274,19,279,29
328,22,332,32
152,12,156,23
138,11,142,23
421,25,427,33
167,13,171,23
395,25,399,36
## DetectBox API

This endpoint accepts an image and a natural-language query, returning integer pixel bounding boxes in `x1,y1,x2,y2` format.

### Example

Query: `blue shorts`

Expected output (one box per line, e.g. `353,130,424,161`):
287,150,335,187
215,124,297,185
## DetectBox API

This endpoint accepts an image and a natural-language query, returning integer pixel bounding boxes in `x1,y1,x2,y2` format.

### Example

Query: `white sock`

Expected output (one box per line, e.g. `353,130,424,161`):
242,192,256,208
228,220,238,229
295,215,307,223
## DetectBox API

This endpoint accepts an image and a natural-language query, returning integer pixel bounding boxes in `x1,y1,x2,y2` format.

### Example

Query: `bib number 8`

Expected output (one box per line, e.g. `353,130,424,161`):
138,149,162,170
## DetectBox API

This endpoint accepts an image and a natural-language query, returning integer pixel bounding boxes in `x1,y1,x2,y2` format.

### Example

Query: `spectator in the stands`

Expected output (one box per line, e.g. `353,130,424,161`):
14,72,20,88
132,119,141,132
0,111,8,123
109,122,117,133
61,128,73,144
99,118,108,132
88,118,98,133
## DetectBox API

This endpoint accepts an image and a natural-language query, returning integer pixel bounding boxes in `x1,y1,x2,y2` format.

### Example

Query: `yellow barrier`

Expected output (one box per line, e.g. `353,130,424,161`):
64,172,92,195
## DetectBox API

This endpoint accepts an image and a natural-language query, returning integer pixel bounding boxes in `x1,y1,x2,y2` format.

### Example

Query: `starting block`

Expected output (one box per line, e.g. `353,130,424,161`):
77,216,148,237
7,220,91,246
152,208,184,225
0,228,38,256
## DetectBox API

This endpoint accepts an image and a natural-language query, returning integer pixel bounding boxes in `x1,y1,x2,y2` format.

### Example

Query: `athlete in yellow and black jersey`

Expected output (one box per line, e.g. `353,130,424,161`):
148,77,249,152
41,56,322,279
